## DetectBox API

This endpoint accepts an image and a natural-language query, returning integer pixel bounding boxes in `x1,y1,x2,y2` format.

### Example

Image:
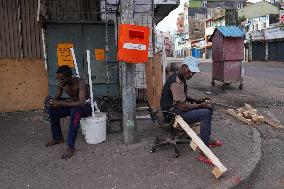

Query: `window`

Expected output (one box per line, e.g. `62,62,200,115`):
237,3,243,9
195,13,200,19
203,1,207,8
208,9,213,18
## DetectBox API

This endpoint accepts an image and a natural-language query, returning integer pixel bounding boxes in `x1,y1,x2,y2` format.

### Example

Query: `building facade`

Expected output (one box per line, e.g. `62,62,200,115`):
239,1,283,61
188,0,207,40
203,0,245,59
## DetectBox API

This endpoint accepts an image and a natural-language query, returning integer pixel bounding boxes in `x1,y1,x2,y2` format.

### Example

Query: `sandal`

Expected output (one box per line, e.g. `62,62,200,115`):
209,139,223,147
198,155,214,166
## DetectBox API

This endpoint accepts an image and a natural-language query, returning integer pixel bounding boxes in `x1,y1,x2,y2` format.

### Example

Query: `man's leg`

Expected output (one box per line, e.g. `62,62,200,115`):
46,106,71,147
62,104,91,159
177,109,221,165
176,109,212,146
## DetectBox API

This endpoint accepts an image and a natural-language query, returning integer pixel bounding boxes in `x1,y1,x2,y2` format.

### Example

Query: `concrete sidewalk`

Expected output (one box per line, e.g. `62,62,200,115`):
0,108,261,189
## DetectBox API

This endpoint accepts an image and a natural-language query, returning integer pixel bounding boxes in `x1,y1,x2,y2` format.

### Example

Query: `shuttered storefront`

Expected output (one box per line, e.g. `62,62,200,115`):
252,42,265,61
268,41,284,61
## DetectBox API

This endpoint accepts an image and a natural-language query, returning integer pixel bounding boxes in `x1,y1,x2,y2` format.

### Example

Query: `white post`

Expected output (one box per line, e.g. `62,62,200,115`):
41,29,47,70
37,0,47,70
71,48,80,77
162,35,167,84
86,50,95,117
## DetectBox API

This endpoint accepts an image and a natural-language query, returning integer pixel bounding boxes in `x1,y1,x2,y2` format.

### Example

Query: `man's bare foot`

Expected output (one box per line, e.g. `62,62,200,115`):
61,147,75,159
45,139,64,147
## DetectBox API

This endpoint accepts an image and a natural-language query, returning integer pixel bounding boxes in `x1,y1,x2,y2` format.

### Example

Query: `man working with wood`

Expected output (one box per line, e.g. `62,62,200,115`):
45,65,92,159
160,56,222,165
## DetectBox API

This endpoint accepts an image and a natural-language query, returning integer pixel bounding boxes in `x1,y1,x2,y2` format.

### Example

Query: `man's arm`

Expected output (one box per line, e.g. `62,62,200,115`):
186,97,202,104
186,96,211,104
51,81,87,107
174,101,210,111
54,86,63,100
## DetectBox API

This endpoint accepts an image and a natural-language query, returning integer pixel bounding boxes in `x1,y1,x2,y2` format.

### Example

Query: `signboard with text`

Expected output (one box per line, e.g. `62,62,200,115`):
57,43,74,68
265,27,284,40
154,0,178,4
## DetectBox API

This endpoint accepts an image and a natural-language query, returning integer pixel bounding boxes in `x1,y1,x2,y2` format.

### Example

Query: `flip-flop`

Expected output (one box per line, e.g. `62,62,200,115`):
209,140,223,147
198,155,214,166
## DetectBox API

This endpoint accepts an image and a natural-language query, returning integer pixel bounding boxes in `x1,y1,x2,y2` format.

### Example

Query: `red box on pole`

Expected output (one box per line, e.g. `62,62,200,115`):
117,24,150,63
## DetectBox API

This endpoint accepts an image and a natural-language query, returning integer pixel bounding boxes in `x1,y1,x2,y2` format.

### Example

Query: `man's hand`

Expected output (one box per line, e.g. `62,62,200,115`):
201,101,212,109
199,97,211,103
50,99,62,108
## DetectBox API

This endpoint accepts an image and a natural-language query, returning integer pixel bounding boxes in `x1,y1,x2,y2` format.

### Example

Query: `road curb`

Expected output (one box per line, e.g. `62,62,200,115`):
206,127,262,189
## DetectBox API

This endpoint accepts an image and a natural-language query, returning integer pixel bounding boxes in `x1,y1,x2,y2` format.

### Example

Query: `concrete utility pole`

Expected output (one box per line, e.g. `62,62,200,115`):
120,0,137,144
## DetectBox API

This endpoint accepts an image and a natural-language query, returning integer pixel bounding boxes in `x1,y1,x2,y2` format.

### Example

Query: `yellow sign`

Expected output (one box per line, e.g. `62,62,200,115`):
57,43,74,68
94,49,105,61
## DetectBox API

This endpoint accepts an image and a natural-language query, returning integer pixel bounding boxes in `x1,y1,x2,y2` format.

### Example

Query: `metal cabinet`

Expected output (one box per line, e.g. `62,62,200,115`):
46,23,118,97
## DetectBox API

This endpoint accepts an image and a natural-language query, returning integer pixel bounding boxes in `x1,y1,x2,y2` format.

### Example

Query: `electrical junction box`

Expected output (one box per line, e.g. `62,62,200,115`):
117,24,150,63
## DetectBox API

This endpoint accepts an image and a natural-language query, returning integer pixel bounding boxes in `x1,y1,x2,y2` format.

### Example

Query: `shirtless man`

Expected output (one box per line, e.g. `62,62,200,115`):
46,65,91,159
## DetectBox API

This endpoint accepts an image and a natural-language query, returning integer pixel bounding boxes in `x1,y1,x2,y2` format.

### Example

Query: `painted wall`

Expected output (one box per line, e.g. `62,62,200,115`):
238,1,279,19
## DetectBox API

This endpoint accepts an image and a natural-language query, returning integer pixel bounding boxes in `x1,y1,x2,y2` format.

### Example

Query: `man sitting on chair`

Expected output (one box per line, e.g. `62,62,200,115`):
160,56,222,165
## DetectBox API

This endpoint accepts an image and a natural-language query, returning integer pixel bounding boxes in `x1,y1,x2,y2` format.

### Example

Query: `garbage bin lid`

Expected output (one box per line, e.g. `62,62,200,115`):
183,56,200,73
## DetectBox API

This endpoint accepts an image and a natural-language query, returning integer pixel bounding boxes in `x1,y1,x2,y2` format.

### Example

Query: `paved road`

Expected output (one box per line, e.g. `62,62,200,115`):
196,61,284,189
199,61,284,88
0,60,283,189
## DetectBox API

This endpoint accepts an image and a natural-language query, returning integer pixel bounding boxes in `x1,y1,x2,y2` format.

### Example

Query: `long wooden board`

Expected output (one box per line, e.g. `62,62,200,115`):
175,116,227,178
264,118,284,129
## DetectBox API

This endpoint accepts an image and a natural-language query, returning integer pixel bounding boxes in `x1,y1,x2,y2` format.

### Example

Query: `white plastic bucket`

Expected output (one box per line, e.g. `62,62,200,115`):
80,112,107,144
80,118,87,136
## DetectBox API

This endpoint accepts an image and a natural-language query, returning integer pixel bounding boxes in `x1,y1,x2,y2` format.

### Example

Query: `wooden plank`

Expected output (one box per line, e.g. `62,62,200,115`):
264,118,284,129
257,116,265,122
237,108,245,114
32,0,39,57
136,106,149,111
14,0,21,58
30,0,37,57
227,109,253,125
153,53,163,108
5,0,11,57
26,0,33,57
0,0,5,58
20,0,28,57
190,141,198,151
136,115,151,119
175,115,227,178
34,0,41,58
3,0,11,58
73,0,79,21
244,103,253,112
9,0,15,57
212,166,224,179
11,0,20,58
17,0,24,58
242,110,251,119
145,57,155,107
